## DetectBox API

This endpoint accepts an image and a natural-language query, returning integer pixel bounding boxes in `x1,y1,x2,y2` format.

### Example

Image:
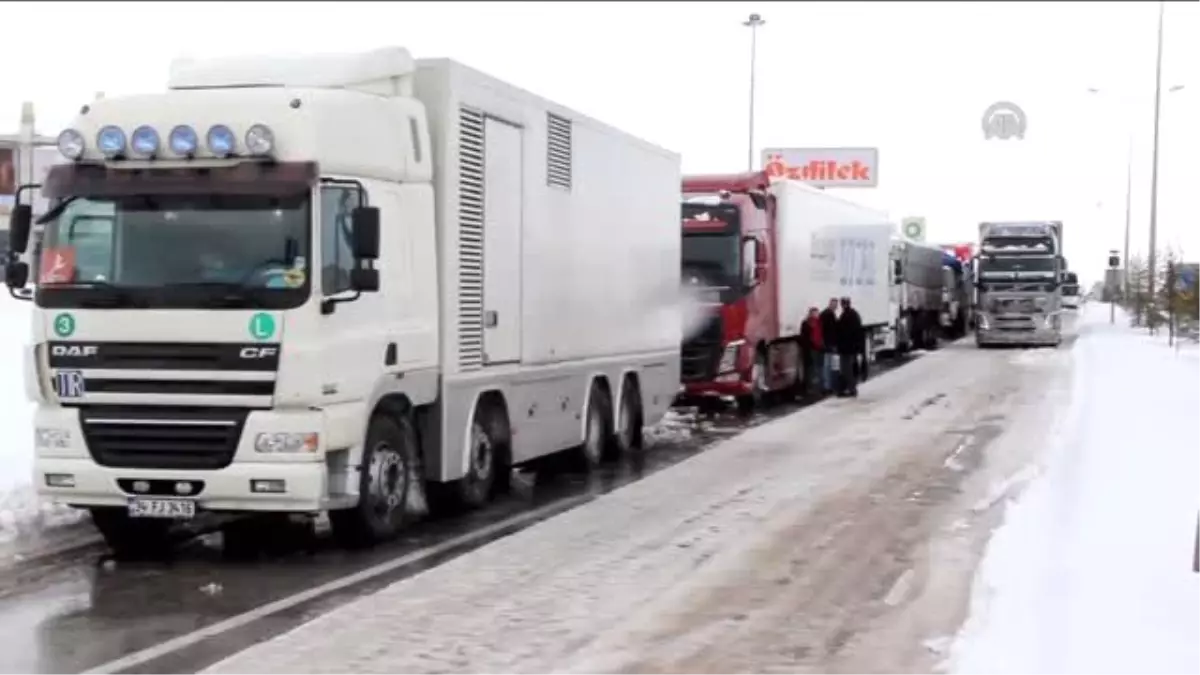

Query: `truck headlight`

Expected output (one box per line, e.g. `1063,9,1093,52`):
35,428,71,450
717,340,744,374
254,432,319,453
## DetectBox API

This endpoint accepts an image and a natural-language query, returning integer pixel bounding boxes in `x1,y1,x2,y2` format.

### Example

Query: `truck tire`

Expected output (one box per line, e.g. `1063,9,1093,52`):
614,377,644,458
427,401,509,515
89,507,174,560
736,351,768,415
330,412,416,547
575,382,613,470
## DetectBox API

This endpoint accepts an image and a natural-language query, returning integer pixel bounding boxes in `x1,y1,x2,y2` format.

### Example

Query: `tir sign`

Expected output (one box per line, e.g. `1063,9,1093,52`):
239,347,278,359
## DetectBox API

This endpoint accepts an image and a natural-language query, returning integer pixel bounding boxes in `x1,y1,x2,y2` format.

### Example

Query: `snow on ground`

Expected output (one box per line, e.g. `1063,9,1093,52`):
202,343,1033,674
0,296,82,547
950,303,1200,674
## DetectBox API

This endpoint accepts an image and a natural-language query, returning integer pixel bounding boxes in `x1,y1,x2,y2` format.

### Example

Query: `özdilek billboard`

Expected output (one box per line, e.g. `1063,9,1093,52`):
761,147,879,188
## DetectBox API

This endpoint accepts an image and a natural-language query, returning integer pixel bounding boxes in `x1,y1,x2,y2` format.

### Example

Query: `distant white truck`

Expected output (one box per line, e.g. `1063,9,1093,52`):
1,47,682,555
771,184,941,360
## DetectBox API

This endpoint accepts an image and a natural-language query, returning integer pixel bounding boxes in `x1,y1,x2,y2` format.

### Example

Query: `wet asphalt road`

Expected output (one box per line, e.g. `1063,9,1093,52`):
0,355,933,674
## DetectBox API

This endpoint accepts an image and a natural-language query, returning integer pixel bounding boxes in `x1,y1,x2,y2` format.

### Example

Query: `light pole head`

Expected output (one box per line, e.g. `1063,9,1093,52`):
1168,84,1185,93
744,13,765,27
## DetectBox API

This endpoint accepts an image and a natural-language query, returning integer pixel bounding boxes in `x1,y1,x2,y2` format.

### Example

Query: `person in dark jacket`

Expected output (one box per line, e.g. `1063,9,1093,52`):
835,296,866,397
818,298,840,393
798,307,823,394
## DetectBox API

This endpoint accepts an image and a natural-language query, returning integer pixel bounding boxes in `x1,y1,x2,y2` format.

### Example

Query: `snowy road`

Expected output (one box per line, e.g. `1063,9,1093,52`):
201,335,1074,674
951,306,1200,674
0,346,918,674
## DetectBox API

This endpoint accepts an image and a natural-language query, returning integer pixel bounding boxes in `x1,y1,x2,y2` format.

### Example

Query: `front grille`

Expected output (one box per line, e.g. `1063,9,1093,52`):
681,313,723,382
48,342,280,371
82,379,275,396
80,406,247,470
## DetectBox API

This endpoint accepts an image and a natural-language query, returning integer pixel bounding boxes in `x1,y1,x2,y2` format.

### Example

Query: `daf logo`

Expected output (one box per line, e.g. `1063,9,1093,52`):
51,345,99,357
239,347,278,359
982,101,1027,140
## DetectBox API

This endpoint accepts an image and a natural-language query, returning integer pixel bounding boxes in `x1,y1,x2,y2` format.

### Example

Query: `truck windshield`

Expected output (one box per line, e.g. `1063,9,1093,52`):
981,236,1056,253
681,202,742,292
978,256,1057,277
35,193,311,310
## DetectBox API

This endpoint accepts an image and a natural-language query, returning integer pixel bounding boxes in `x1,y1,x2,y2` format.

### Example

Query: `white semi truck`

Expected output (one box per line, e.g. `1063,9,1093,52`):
1,47,682,554
974,221,1064,347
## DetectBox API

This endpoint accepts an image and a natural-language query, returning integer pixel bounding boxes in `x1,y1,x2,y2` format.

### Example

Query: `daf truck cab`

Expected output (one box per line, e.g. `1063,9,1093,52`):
2,47,682,555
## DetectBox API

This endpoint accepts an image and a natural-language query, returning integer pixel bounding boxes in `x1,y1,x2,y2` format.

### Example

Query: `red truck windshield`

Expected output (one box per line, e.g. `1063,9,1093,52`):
681,202,741,291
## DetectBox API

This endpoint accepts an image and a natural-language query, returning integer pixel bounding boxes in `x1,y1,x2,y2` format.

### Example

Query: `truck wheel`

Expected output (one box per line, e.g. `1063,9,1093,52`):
89,507,174,560
576,382,613,470
330,412,416,547
615,377,644,458
427,401,509,515
736,351,768,415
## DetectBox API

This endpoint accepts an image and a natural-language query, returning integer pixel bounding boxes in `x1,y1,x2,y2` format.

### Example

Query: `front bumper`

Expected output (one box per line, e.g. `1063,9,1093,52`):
976,317,1061,345
33,405,330,512
679,376,753,400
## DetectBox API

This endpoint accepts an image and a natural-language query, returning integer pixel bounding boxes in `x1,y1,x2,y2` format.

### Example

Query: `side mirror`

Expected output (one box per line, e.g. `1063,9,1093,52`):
5,261,29,289
742,237,763,287
350,206,380,260
351,267,380,293
8,205,33,254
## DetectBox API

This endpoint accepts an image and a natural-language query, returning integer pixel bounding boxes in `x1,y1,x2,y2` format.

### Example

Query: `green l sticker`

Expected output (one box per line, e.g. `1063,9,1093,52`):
53,312,76,338
249,313,276,341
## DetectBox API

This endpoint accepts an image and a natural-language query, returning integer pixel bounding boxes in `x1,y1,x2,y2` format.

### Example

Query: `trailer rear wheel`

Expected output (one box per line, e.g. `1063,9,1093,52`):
330,412,416,547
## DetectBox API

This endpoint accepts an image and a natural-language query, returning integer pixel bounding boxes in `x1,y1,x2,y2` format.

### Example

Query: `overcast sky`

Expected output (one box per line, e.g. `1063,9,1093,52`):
1,1,1195,282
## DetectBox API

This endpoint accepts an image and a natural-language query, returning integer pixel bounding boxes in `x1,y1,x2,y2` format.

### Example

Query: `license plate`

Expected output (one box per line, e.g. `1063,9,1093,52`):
127,497,196,519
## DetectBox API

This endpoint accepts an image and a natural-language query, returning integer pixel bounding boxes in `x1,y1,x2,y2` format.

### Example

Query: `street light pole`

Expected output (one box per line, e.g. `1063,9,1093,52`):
1147,0,1165,322
743,12,765,172
1122,131,1132,296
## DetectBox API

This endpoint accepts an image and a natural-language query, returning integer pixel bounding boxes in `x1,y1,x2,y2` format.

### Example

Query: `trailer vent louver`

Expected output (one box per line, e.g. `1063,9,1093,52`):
546,112,573,191
456,106,485,371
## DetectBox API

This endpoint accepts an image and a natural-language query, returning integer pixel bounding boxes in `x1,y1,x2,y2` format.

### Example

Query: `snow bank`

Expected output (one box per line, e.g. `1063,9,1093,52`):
950,303,1200,674
0,296,82,546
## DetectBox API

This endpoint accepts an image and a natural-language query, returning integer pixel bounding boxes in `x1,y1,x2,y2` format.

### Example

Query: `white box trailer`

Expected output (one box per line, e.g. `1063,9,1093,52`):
9,47,681,553
773,180,893,332
412,58,683,482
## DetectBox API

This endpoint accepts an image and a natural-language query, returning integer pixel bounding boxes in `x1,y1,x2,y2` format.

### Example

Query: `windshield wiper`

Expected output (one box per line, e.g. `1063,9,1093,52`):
46,280,136,308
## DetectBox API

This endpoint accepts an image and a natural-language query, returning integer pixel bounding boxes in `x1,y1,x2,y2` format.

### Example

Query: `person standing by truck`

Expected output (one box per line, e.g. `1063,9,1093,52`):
819,298,840,393
836,296,866,397
799,307,823,395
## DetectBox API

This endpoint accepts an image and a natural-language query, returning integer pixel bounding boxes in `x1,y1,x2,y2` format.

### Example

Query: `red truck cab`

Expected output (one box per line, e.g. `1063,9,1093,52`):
679,171,801,412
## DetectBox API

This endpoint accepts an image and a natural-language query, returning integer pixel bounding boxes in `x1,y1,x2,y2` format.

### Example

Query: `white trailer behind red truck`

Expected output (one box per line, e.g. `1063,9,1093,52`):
773,182,942,360
2,47,682,555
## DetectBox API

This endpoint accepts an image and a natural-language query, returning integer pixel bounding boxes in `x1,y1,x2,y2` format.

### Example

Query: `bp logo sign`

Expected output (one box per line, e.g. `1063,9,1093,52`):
902,217,926,241
982,101,1027,140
